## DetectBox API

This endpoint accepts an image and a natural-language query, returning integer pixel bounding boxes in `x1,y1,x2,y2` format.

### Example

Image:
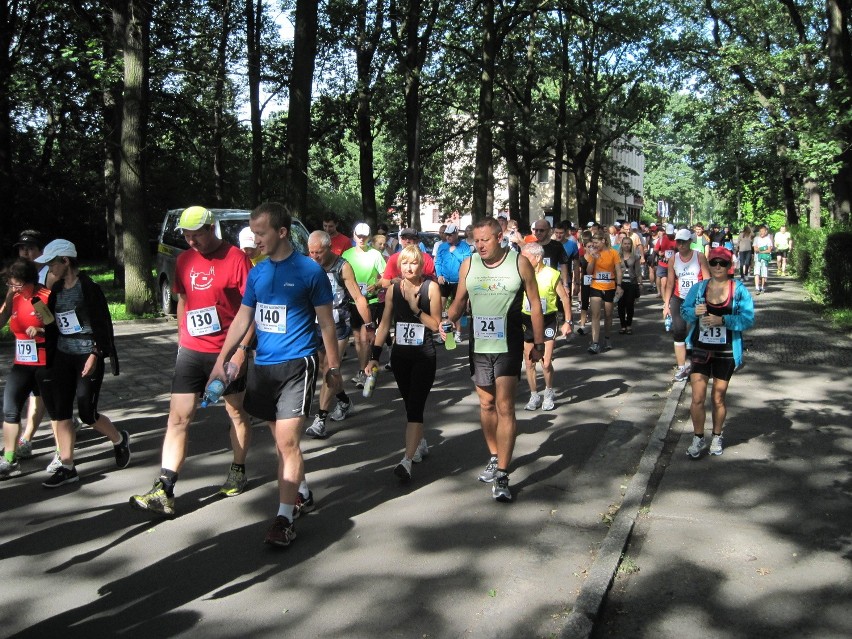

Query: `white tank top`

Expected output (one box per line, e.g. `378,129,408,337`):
673,251,701,299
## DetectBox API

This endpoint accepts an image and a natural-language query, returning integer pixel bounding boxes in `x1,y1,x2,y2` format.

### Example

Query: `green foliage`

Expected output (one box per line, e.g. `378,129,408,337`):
791,223,852,308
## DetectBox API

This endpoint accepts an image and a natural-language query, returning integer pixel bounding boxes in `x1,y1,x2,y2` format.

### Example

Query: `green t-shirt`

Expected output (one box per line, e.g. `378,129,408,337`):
342,247,386,304
467,250,523,353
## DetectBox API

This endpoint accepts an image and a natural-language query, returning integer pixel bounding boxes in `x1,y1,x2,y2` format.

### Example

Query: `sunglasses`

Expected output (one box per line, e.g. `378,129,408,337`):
709,259,731,267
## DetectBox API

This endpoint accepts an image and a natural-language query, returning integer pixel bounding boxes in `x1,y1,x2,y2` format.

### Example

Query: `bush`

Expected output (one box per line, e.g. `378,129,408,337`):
791,224,852,307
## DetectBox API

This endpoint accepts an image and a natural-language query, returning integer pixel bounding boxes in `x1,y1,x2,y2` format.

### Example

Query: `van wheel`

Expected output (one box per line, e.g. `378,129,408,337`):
161,279,176,316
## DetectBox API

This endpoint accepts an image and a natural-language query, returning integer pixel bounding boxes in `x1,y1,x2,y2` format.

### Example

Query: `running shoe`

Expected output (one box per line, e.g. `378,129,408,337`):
412,438,429,463
294,490,315,519
42,465,79,488
16,438,33,459
542,388,556,411
603,337,612,352
686,435,706,459
264,516,296,547
394,457,413,482
587,342,602,355
219,464,247,496
674,363,692,381
351,371,366,388
525,392,542,411
709,434,724,456
305,416,328,439
0,459,22,480
130,480,176,516
454,330,463,344
329,399,353,422
114,430,131,469
46,450,62,473
492,472,512,502
478,455,499,483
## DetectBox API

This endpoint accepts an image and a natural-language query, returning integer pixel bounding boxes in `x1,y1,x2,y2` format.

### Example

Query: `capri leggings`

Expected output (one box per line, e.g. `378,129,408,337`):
669,296,688,343
3,365,40,423
390,352,436,423
36,350,105,424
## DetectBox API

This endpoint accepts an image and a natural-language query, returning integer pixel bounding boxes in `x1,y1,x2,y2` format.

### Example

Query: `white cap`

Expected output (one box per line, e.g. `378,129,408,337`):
34,239,77,263
665,223,675,235
586,221,595,228
354,223,370,237
630,221,639,229
445,223,458,234
675,229,692,242
238,227,256,249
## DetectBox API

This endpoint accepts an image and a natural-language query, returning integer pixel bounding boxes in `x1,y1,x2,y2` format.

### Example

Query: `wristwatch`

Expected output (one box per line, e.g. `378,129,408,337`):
534,343,545,353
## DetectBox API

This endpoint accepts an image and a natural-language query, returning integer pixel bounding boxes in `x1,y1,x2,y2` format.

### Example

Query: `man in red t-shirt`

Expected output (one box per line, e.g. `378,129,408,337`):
130,206,255,517
379,228,435,287
323,213,354,256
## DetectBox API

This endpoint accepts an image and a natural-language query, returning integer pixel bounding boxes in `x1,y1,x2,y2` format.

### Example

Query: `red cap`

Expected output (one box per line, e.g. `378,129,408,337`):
708,247,735,275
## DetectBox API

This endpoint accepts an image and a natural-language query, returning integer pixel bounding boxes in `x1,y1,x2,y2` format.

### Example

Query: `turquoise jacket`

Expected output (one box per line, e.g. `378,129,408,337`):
681,279,755,367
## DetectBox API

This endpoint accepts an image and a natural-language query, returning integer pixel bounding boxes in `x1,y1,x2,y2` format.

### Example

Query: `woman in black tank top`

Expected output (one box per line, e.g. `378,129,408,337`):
366,246,442,482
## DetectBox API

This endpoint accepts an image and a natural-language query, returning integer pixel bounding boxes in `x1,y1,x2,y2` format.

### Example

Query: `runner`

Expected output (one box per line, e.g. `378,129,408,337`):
774,225,792,276
130,206,253,515
322,212,354,256
753,225,773,294
342,223,386,388
34,240,130,488
663,228,711,381
617,236,642,335
239,226,266,266
366,245,442,482
585,230,623,354
446,218,544,503
519,243,572,412
681,247,755,458
575,231,593,335
306,230,371,439
0,259,51,480
209,201,341,547
654,224,677,299
434,223,472,342
736,225,754,281
691,222,710,256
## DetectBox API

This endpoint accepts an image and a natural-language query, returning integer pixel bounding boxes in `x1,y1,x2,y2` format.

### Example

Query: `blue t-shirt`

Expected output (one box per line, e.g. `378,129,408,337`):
562,238,579,261
242,251,333,365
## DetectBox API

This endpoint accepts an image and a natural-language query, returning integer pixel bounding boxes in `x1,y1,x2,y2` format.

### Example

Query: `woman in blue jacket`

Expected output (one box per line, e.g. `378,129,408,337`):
680,247,754,459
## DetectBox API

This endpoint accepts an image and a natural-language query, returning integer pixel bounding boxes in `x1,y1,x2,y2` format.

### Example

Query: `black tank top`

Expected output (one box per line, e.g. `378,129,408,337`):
391,280,435,358
693,281,734,357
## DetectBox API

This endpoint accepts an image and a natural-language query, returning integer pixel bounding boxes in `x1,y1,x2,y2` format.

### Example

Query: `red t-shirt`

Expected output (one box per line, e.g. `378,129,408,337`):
382,251,436,281
9,286,51,366
655,235,677,267
174,242,251,353
329,233,353,257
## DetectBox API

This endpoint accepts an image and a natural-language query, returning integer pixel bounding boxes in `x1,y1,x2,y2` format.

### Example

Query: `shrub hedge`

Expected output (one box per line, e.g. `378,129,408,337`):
790,224,852,308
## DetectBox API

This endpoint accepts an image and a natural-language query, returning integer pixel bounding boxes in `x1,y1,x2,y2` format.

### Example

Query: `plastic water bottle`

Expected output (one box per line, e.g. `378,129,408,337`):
200,362,237,407
613,288,623,304
664,314,672,332
442,321,456,350
362,366,378,398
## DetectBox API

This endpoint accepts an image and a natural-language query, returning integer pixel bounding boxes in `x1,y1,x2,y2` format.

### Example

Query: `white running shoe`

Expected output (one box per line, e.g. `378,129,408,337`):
394,457,413,482
687,435,706,459
674,363,692,381
329,399,353,422
709,434,724,456
412,438,429,463
525,392,542,411
305,416,328,439
541,388,556,411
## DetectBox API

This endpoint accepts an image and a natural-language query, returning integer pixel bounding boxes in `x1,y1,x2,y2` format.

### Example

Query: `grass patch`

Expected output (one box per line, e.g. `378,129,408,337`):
617,554,639,576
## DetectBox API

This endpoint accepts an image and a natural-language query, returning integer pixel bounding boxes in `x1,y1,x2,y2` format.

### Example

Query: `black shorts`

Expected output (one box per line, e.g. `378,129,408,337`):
439,281,458,299
523,313,559,342
3,365,40,423
172,347,247,396
244,355,319,422
469,351,522,386
776,249,789,257
350,303,381,329
36,350,104,424
589,288,616,303
691,354,736,382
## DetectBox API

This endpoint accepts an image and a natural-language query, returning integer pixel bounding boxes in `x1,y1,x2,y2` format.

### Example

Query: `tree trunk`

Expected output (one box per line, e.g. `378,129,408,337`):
805,175,821,227
212,0,232,207
826,0,852,222
284,0,318,216
118,0,154,314
0,1,16,227
246,0,262,206
472,0,496,221
354,0,383,226
781,166,797,224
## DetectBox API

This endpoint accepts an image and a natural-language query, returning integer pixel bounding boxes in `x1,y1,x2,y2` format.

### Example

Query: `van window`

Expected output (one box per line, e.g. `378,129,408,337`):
162,214,189,250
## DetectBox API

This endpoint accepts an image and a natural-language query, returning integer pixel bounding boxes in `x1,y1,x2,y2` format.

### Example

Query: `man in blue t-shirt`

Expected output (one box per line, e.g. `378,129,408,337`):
434,223,472,341
212,202,341,549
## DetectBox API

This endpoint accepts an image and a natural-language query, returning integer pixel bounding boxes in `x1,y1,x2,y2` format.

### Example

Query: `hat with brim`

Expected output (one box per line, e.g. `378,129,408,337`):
708,247,735,275
675,229,692,242
13,230,44,249
34,239,77,263
399,228,418,239
177,206,214,231
238,227,256,249
354,223,371,237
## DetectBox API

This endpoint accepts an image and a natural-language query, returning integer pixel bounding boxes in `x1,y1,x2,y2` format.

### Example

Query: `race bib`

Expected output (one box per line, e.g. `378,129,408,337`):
664,250,674,259
256,303,287,333
523,297,547,314
583,275,593,286
699,324,727,345
595,271,612,281
56,310,83,335
473,315,505,340
395,322,425,346
358,282,369,296
15,339,38,364
680,276,696,292
711,242,720,248
186,305,221,337
542,257,552,267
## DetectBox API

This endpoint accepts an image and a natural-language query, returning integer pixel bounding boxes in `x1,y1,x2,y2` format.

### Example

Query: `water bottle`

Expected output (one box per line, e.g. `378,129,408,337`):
362,366,378,398
442,320,456,350
613,289,623,304
664,314,672,332
200,362,237,407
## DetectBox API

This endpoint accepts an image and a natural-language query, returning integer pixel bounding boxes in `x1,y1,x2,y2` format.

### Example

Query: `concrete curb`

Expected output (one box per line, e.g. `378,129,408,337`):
560,378,687,639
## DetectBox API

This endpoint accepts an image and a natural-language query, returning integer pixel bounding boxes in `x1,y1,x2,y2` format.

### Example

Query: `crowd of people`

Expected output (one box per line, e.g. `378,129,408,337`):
2,210,774,547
